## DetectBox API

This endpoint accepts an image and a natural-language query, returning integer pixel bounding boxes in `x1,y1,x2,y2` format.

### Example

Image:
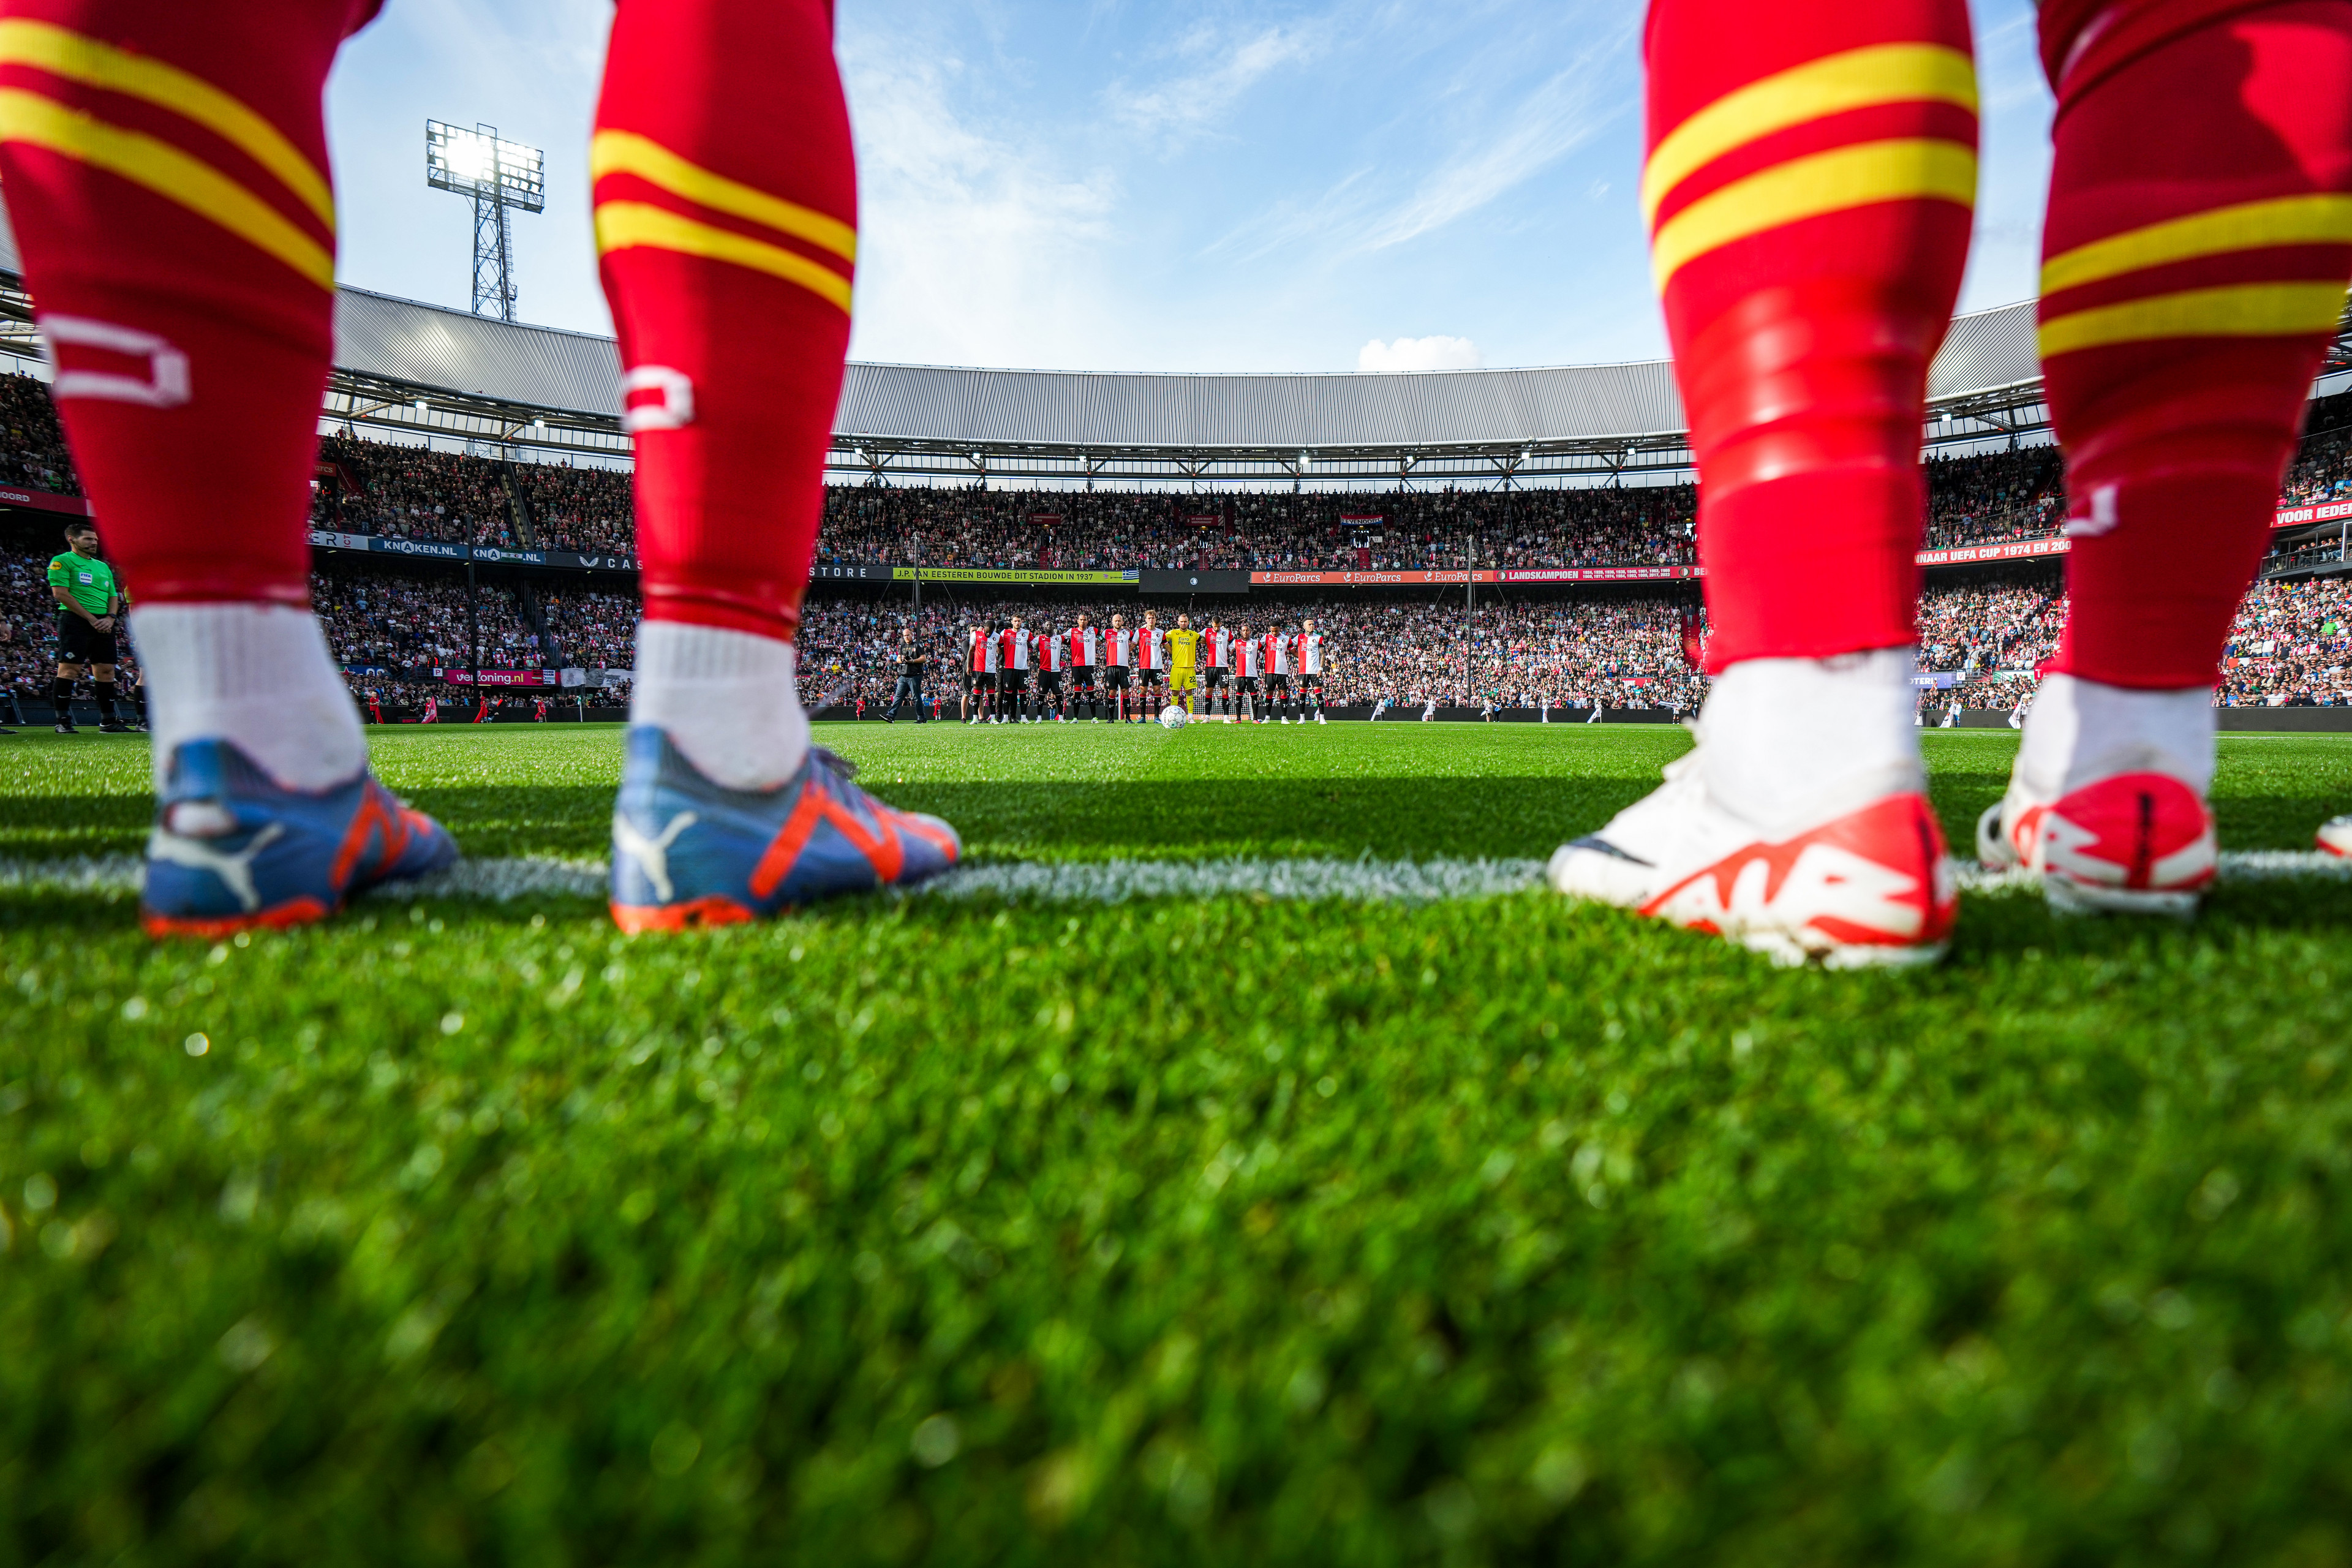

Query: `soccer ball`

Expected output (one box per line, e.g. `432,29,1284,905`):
1158,704,1187,729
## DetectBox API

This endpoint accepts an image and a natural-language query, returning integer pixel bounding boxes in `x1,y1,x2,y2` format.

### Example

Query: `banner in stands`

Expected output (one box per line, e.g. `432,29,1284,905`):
1913,538,2071,566
0,484,94,517
888,566,1139,586
308,529,639,573
434,668,560,687
2275,500,2352,529
1252,565,1701,586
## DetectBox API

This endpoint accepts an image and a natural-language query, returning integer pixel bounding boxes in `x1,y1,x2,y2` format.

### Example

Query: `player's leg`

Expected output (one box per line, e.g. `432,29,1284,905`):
598,0,957,930
0,0,454,932
90,656,124,731
1982,0,2352,912
50,658,78,733
1547,0,1973,966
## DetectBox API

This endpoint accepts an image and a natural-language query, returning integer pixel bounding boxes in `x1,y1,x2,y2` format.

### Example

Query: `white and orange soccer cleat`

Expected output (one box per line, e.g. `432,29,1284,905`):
1548,751,1957,968
2317,815,2351,859
1548,651,1956,967
1976,674,2216,916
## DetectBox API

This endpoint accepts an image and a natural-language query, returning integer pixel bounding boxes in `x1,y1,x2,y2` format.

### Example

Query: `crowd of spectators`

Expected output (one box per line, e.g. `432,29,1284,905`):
0,374,79,496
510,461,635,553
312,434,522,548
1921,446,2066,549
2219,575,2351,707
311,563,547,679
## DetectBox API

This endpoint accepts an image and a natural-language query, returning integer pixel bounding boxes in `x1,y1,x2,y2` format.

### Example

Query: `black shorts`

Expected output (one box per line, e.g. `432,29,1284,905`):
1001,669,1028,693
968,669,995,692
1104,666,1131,690
1137,667,1165,687
55,612,115,666
1267,673,1291,695
1235,674,1259,693
1071,665,1095,690
1205,668,1228,688
1039,669,1063,691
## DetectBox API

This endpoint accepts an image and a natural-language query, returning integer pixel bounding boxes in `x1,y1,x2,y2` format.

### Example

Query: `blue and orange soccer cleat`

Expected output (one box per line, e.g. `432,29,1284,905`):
608,728,960,931
142,739,458,938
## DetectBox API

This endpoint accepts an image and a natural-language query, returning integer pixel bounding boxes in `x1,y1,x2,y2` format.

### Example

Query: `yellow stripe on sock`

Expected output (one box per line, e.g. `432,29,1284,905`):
1642,43,1976,227
1650,137,1975,290
2040,193,2352,296
591,130,854,265
2038,281,2351,356
0,88,332,288
594,200,853,314
0,19,332,228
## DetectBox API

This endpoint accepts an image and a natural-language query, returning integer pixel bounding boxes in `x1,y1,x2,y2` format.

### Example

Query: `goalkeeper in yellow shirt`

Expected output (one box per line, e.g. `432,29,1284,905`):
1167,614,1202,717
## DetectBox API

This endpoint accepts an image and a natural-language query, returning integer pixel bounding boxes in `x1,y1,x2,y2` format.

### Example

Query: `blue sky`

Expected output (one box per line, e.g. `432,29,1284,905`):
325,0,2056,374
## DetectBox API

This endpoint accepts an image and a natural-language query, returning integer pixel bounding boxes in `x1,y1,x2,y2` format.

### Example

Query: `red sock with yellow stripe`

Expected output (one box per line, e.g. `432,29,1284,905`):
2038,0,2352,688
1644,0,1977,669
0,0,374,605
592,0,854,646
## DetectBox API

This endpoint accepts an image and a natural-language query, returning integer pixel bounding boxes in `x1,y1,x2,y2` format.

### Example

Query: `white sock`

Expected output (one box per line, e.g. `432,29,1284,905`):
1697,648,1924,834
2016,672,2215,799
129,603,369,793
630,620,809,791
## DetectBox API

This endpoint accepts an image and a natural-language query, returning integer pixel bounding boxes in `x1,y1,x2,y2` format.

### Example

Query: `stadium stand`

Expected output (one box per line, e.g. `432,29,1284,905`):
0,365,2346,719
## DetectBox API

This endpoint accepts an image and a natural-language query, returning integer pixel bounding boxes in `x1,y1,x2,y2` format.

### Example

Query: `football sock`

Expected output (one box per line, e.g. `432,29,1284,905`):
631,621,808,790
1695,649,1926,834
2014,673,2217,799
129,604,369,792
1646,0,1977,668
50,677,74,718
0,2,377,776
595,0,854,774
92,680,116,722
2037,0,2352,690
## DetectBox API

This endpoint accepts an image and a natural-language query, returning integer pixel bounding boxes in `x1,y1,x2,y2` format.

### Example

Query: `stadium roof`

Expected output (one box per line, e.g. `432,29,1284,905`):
1,202,2342,486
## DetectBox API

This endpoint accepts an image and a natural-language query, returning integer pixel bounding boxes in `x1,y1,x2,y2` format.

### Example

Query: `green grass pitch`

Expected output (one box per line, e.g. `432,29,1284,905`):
6,721,2352,1565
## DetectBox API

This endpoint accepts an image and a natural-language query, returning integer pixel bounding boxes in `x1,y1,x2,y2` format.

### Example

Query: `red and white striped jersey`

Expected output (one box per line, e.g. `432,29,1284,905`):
968,629,990,673
1108,627,1133,667
1205,628,1231,668
1039,631,1065,672
1139,627,1166,670
1265,632,1291,676
1000,627,1029,671
1238,638,1263,677
1069,626,1098,667
1298,631,1322,675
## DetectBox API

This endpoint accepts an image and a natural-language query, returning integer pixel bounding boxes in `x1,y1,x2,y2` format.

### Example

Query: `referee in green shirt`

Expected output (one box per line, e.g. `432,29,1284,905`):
48,521,129,734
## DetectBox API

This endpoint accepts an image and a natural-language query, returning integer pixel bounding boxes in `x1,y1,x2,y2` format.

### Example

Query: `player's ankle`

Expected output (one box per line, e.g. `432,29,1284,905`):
1695,647,1924,834
631,620,808,791
129,603,368,793
2017,672,2215,800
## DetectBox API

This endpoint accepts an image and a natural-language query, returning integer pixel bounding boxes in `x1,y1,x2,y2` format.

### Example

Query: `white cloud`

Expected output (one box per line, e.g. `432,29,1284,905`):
1111,21,1327,148
1356,22,1636,252
1359,335,1482,372
840,47,1120,367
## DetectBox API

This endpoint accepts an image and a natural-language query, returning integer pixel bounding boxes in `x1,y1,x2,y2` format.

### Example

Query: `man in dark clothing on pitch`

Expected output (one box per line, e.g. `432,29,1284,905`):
886,628,927,722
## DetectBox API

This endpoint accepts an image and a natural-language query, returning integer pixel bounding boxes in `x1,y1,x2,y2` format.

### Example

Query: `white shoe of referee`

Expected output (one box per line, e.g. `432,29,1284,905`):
1547,649,1957,968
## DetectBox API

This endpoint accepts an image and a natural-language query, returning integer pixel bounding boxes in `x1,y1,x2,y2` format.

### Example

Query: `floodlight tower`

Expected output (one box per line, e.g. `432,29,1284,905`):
425,120,545,322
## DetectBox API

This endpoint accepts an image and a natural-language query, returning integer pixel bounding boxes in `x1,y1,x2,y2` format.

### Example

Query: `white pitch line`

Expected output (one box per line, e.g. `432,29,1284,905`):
4,851,2347,905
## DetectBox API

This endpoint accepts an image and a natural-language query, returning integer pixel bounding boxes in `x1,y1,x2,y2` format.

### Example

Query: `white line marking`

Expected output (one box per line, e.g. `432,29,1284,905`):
4,851,2347,905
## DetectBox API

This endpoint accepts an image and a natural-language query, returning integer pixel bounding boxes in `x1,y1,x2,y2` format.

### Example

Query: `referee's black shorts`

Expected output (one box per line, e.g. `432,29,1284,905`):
55,611,115,666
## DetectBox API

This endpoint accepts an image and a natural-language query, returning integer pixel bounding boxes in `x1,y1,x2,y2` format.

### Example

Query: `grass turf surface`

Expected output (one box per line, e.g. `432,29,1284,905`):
6,723,2352,1565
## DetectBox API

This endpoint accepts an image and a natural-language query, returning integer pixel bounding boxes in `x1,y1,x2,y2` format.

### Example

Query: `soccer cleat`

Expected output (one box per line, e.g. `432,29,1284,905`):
609,726,960,932
141,739,457,938
1547,753,1956,968
1976,772,2216,916
98,718,129,734
2315,813,2350,859
55,718,77,734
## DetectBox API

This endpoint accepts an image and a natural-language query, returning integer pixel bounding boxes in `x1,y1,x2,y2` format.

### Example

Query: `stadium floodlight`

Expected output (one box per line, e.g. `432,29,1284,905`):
426,120,545,323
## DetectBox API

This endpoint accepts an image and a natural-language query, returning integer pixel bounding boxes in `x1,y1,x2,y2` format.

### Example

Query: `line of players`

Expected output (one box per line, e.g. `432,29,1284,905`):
961,609,1327,723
